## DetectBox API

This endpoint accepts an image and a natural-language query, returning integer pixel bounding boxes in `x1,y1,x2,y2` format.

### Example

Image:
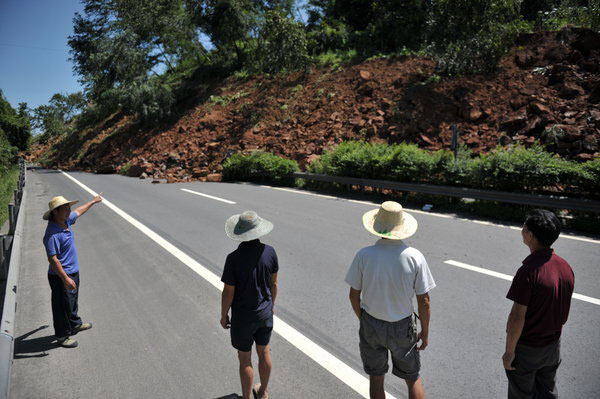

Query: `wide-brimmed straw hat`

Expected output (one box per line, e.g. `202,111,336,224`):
43,196,79,220
225,211,273,241
362,201,417,240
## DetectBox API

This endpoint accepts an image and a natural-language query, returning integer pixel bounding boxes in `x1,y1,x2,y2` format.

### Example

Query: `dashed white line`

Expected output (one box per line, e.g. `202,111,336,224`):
444,260,600,306
181,188,236,204
62,171,394,399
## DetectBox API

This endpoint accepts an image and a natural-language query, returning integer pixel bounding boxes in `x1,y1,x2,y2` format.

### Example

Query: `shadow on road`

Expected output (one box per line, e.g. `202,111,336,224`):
13,325,57,359
215,394,241,399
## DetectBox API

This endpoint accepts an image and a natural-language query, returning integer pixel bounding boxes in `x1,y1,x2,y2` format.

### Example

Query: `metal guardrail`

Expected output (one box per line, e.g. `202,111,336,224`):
0,158,26,399
291,172,600,214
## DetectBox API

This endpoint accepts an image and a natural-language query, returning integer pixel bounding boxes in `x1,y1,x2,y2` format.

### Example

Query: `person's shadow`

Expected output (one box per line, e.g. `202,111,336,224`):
13,325,58,359
214,394,241,399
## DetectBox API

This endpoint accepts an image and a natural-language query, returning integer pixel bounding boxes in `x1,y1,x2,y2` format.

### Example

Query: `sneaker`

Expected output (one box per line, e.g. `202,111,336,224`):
73,322,93,333
57,337,78,348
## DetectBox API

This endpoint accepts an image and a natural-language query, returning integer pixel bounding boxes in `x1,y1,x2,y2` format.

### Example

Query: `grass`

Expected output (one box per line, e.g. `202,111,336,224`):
0,166,19,229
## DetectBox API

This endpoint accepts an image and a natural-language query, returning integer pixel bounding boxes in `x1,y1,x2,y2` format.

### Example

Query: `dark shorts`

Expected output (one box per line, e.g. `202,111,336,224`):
230,316,274,352
506,339,561,399
359,311,420,381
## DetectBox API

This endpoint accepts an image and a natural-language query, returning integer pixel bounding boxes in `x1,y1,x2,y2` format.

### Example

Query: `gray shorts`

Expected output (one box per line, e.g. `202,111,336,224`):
359,311,420,381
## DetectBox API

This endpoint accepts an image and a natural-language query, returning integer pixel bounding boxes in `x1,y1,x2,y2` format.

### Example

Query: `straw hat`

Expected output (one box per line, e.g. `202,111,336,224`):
43,196,79,220
225,211,273,241
362,201,417,240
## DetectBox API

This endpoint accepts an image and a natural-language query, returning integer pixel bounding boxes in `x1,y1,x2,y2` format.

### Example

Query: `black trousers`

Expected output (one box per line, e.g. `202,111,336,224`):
48,272,82,338
506,339,561,399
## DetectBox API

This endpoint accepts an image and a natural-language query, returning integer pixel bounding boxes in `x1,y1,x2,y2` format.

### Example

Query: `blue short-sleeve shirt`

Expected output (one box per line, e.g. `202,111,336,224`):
43,211,80,275
221,239,279,323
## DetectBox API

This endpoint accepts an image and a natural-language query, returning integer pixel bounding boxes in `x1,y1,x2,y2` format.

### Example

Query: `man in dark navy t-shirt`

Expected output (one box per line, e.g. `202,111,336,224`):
221,211,278,399
503,209,574,399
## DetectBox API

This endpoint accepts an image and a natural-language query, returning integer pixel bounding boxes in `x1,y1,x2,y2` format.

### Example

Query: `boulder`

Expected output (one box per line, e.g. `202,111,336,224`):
515,51,535,68
96,165,116,174
126,165,145,177
499,113,528,132
359,70,371,81
558,82,584,99
206,173,223,182
527,102,551,116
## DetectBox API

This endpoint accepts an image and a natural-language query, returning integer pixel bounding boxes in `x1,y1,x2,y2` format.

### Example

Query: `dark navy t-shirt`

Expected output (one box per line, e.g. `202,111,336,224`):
221,239,279,323
507,248,574,347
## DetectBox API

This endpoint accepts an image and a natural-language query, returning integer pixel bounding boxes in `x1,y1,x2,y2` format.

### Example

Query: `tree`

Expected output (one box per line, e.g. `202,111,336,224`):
69,0,205,121
0,90,31,151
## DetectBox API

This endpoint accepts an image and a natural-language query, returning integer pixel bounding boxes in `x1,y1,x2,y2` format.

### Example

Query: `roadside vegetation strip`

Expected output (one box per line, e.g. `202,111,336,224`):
443,260,600,306
0,166,19,228
180,188,236,204
60,171,395,399
260,184,599,244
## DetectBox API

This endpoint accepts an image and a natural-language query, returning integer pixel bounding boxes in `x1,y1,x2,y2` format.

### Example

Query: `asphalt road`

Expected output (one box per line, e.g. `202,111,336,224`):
10,169,600,399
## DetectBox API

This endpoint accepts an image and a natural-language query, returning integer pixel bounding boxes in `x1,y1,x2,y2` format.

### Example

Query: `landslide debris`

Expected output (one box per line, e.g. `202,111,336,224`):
28,27,600,182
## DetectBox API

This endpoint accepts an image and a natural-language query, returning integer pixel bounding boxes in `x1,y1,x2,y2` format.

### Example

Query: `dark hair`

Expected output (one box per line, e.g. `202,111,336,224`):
524,209,561,247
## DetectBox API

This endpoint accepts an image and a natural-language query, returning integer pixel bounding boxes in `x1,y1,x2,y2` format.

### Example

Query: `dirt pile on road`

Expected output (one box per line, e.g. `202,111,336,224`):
29,27,600,182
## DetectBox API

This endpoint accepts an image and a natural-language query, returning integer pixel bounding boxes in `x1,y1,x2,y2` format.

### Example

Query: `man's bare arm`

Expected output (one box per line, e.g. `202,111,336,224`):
271,272,278,312
503,302,527,370
349,287,363,319
74,193,103,218
48,255,76,290
416,292,431,351
220,284,235,329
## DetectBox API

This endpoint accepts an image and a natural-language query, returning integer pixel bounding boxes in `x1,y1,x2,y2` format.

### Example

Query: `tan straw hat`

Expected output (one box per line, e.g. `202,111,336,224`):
362,201,417,240
43,196,79,220
225,211,273,241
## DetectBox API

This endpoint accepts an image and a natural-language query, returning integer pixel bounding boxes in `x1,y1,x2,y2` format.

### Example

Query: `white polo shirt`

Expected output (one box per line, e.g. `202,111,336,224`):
345,239,436,322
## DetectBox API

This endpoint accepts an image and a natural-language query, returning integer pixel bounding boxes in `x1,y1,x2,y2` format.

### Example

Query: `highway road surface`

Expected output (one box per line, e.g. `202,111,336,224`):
10,169,600,398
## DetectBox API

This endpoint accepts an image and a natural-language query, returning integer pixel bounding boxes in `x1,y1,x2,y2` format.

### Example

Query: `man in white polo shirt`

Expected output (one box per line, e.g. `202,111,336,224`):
346,201,435,399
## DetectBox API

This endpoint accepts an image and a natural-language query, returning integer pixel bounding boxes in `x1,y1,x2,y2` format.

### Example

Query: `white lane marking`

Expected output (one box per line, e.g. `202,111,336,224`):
181,188,236,204
62,171,393,399
259,185,598,244
444,260,600,306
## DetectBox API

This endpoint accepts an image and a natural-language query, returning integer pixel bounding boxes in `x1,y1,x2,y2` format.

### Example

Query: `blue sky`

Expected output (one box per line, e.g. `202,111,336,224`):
0,0,84,110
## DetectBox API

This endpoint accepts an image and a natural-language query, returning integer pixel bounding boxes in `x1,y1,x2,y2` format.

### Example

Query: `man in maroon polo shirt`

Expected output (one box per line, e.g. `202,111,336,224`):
503,209,574,399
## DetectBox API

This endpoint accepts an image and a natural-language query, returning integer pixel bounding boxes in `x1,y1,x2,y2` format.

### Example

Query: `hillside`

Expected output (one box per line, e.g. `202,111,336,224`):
29,27,600,183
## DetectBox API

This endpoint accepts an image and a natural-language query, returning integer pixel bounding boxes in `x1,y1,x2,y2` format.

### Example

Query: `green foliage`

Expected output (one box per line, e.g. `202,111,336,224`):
209,91,250,106
32,92,85,143
309,141,596,196
223,151,299,185
251,11,310,73
0,90,31,151
313,49,358,68
536,0,600,31
428,0,526,75
0,166,19,228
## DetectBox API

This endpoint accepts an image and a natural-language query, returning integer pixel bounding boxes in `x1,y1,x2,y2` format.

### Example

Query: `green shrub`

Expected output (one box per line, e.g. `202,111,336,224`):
310,141,594,196
223,152,299,185
470,144,587,192
0,165,19,227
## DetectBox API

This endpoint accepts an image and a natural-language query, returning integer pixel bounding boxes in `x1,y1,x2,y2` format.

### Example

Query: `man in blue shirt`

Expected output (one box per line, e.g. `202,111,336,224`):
43,194,103,348
221,211,278,399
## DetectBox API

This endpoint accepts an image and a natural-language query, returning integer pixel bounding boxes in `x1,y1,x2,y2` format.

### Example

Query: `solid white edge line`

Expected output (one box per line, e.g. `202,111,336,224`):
61,171,392,399
444,260,600,306
181,188,236,204
259,185,598,244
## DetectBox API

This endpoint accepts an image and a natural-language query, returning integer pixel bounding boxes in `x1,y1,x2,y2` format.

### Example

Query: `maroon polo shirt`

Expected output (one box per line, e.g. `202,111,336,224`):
506,248,574,347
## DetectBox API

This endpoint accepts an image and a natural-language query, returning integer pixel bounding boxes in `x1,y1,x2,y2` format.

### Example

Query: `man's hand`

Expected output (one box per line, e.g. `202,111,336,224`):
93,192,103,204
220,315,230,329
502,351,516,370
416,331,428,351
63,276,76,291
